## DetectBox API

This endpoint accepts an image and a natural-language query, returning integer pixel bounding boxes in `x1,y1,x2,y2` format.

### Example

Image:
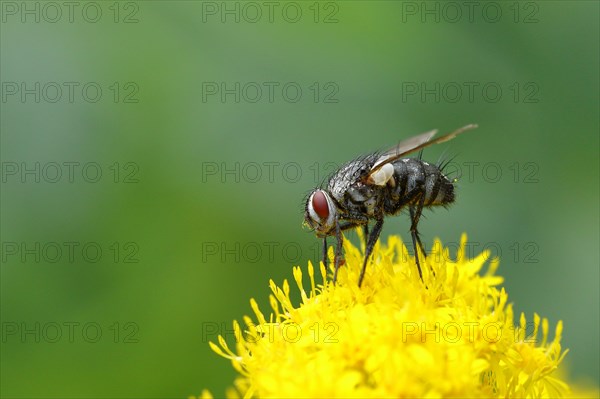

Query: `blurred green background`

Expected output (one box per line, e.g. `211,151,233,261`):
1,1,598,397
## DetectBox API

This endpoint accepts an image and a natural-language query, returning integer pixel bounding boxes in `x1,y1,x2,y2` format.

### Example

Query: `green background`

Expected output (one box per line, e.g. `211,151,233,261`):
1,1,598,397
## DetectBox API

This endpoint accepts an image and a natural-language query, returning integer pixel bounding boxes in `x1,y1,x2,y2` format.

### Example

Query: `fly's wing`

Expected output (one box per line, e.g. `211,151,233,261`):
370,129,438,171
368,124,478,182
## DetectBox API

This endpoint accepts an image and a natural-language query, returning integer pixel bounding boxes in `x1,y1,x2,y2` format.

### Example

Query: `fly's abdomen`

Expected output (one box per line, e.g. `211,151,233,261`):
423,162,454,206
386,159,455,212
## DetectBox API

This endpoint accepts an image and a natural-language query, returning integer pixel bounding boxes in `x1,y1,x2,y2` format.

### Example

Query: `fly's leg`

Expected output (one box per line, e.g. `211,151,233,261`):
409,207,426,256
332,221,344,284
339,221,368,238
358,218,384,287
322,237,328,269
409,196,426,282
332,216,369,284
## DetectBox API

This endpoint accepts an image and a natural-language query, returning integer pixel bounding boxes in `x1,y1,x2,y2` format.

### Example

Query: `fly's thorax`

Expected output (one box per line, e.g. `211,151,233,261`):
343,184,381,217
327,156,378,203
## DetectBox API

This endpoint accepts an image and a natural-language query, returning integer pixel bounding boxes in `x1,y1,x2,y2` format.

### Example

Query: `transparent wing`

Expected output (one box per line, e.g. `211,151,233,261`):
368,124,478,177
371,129,438,170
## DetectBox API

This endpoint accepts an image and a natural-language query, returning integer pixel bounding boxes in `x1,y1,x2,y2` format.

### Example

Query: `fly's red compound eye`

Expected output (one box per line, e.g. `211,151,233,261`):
312,191,329,220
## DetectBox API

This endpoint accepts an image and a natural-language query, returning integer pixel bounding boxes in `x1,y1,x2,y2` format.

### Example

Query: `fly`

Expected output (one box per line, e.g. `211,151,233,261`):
303,124,478,287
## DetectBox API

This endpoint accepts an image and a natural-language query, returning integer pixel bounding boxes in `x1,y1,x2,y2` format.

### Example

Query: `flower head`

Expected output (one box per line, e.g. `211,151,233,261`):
206,233,574,398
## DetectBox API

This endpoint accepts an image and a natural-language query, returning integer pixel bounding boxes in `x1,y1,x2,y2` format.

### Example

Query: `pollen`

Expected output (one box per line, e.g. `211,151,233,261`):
201,233,591,398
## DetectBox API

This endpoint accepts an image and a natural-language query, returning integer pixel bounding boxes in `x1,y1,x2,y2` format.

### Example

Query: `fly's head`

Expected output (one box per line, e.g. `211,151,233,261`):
304,189,337,237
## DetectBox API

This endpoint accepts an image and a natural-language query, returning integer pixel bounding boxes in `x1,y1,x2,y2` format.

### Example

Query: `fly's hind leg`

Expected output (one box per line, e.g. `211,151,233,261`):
409,207,426,257
409,196,427,282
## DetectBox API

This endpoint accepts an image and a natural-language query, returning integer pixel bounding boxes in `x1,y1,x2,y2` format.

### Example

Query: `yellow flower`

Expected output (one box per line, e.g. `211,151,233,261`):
205,233,578,398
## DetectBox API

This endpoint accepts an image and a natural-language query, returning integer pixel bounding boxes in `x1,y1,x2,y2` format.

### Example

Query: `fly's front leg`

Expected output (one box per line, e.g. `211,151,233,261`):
339,220,368,247
339,222,363,231
358,218,383,287
332,214,368,285
322,237,328,269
